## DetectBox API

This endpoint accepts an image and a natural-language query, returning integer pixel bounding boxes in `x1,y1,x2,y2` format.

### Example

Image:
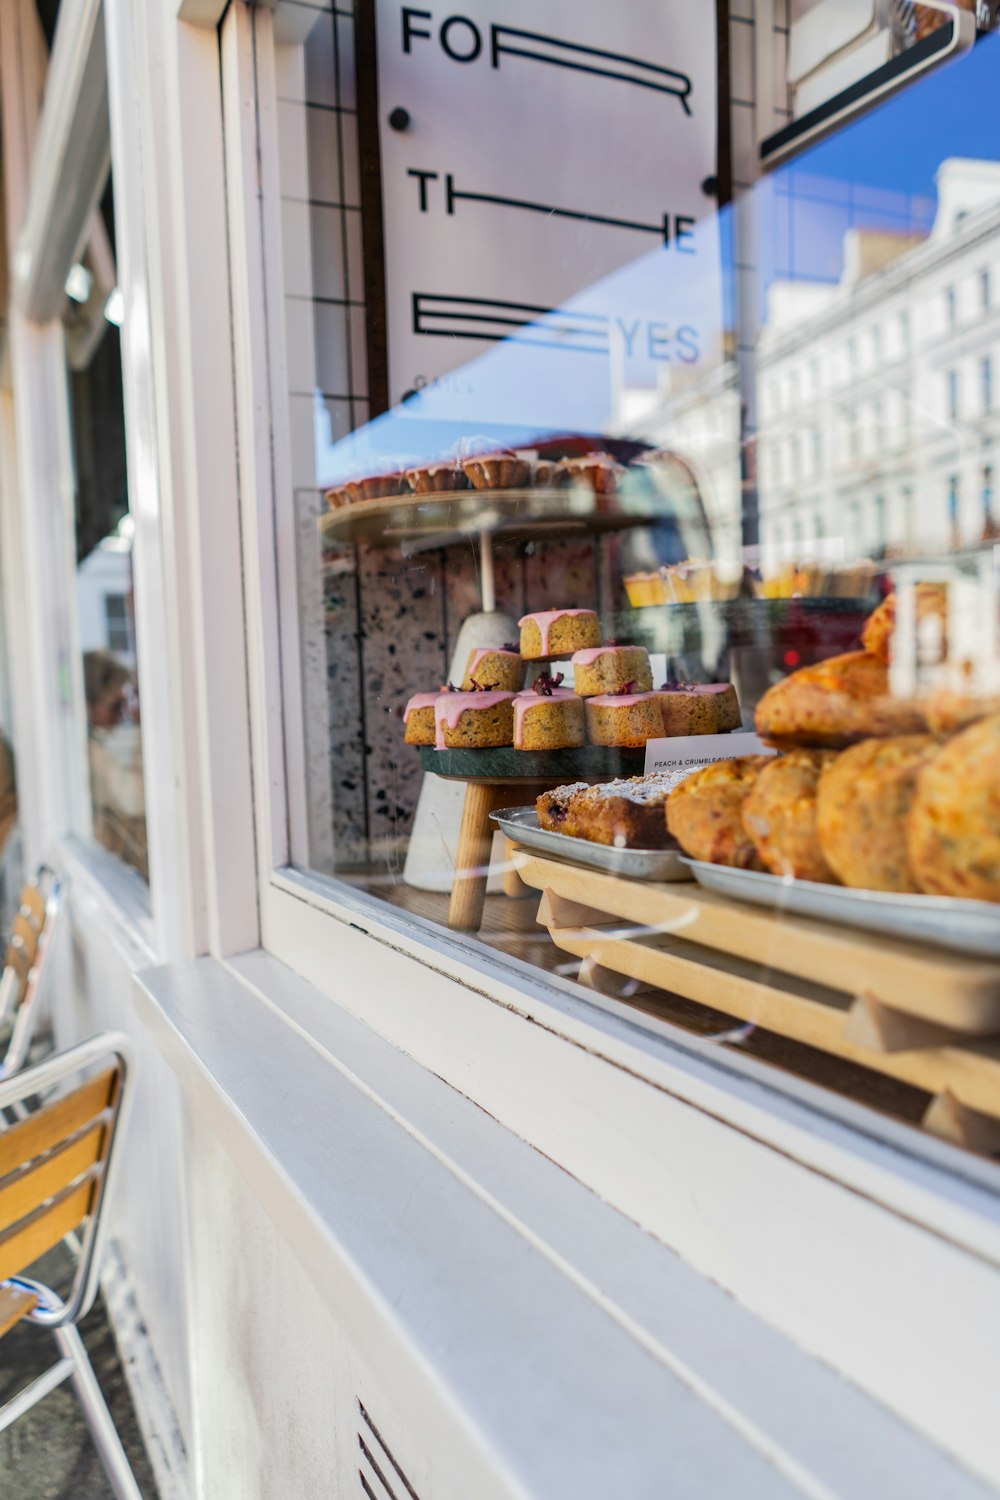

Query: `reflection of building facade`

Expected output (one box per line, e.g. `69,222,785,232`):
75,534,137,668
758,159,1000,572
616,344,744,572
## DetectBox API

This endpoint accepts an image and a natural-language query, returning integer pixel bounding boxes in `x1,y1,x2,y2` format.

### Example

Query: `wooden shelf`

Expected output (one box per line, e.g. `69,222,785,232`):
624,596,876,621
514,851,1000,1148
319,487,653,549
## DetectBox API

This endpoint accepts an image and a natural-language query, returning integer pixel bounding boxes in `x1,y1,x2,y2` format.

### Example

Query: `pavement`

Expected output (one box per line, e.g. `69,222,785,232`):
0,1247,158,1500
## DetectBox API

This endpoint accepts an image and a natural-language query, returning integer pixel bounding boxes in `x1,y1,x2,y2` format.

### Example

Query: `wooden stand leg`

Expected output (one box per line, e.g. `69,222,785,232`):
502,837,529,898
844,992,965,1054
922,1090,1000,1155
500,781,556,900
536,888,612,931
578,955,659,1002
448,783,499,931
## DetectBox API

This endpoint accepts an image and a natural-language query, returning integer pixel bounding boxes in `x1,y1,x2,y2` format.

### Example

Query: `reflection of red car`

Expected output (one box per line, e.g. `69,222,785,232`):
776,595,881,671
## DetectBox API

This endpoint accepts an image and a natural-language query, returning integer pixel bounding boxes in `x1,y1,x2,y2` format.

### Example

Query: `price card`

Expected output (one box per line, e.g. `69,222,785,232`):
644,731,777,776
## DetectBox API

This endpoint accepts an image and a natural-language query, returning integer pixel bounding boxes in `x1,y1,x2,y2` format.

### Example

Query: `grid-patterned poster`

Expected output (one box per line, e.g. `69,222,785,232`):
374,0,721,438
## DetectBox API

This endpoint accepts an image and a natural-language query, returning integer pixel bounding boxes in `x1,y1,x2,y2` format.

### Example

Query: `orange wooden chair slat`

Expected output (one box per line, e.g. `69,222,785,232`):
0,1283,39,1338
0,1118,107,1227
18,885,46,928
0,1069,118,1284
0,1069,117,1178
0,1179,96,1283
10,911,39,961
0,1035,140,1498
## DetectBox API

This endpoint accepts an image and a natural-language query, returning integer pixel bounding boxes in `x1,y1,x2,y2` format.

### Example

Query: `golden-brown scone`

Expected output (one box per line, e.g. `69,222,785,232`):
741,749,840,882
909,715,1000,902
861,584,948,664
924,688,1000,735
816,736,940,892
665,757,771,868
755,651,927,748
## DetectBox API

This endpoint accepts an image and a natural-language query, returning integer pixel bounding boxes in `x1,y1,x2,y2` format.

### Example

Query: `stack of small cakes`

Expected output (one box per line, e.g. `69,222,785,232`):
567,641,661,749
403,642,526,751
403,610,741,751
519,612,662,748
656,680,742,735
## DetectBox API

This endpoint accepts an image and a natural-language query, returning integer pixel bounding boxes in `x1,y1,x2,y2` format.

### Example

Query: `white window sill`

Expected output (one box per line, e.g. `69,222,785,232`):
133,950,996,1498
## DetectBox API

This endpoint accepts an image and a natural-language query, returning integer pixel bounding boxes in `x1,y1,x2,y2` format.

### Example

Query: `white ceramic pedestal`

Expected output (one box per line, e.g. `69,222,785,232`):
403,610,519,893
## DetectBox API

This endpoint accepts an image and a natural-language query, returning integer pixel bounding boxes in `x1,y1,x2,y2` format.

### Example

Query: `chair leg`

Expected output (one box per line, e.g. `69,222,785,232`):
53,1322,144,1500
0,1355,75,1432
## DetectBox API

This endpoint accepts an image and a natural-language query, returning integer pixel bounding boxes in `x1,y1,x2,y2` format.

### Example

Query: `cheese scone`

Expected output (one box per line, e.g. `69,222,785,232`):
816,736,939,892
755,651,927,748
909,714,1000,902
665,757,771,869
742,748,840,883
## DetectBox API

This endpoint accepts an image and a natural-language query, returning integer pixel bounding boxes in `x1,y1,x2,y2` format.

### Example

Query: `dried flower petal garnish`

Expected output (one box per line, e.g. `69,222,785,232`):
501,641,520,654
610,680,640,697
532,671,565,696
660,679,696,692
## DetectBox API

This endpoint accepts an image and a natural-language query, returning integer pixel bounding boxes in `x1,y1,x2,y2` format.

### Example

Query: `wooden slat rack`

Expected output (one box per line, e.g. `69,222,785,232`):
514,852,1000,1154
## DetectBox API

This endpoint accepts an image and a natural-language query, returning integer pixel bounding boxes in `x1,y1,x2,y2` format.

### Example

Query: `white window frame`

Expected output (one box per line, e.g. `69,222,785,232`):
9,0,1000,1480
205,4,1000,1467
0,0,262,965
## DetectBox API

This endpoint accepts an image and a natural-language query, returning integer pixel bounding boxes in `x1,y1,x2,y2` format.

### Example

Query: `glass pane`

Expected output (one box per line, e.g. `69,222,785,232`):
68,180,148,883
259,3,1000,1164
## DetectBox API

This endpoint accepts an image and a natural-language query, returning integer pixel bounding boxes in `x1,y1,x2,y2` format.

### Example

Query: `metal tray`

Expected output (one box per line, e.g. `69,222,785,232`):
682,859,1000,960
491,806,690,882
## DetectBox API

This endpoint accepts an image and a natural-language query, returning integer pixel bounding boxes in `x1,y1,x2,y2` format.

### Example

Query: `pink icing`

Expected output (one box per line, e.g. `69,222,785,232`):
512,688,580,746
403,692,441,721
659,683,733,695
587,692,659,708
467,647,520,676
434,690,515,748
518,608,596,656
571,645,636,668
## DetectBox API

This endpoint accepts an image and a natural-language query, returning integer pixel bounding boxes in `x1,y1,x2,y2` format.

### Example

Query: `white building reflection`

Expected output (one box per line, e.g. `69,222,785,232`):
758,157,1000,573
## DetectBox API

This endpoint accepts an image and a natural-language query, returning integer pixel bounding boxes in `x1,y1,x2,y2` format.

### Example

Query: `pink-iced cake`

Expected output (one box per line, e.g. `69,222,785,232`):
460,645,525,692
518,609,601,660
657,681,741,736
585,690,664,747
571,644,652,697
403,692,440,746
513,676,585,750
434,689,515,749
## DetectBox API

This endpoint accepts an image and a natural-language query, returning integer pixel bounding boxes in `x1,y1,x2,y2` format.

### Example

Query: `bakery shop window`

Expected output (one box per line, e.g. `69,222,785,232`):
67,179,148,884
260,3,1000,1163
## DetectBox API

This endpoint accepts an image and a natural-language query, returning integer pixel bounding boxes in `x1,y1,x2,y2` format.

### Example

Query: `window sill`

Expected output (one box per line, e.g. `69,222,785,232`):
134,950,996,1498
55,833,156,968
258,864,1000,1483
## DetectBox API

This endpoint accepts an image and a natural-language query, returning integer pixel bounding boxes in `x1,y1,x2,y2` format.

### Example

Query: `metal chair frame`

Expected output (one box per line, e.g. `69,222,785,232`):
0,1032,142,1500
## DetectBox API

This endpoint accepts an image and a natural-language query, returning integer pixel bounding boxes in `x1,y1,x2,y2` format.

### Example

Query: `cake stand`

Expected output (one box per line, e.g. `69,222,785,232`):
419,746,646,930
320,489,652,903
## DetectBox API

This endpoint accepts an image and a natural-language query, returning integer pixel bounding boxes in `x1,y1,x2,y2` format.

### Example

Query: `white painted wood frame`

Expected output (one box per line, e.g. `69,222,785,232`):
214,3,1000,1482
102,0,260,960
6,0,1000,1486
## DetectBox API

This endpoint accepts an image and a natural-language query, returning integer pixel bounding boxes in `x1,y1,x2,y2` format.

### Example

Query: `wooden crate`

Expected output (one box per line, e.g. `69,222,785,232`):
514,852,1000,1151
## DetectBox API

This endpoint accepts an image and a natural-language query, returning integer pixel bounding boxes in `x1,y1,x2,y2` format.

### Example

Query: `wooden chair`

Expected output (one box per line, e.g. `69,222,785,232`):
0,866,65,1083
0,1032,142,1500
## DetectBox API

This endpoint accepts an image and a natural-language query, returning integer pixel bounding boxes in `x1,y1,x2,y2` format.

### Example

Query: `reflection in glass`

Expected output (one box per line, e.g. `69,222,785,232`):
69,183,147,882
260,4,1000,1157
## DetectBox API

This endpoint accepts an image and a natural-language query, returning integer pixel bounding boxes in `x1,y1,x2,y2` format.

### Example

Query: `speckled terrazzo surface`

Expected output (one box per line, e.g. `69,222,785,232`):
0,1248,157,1500
320,530,612,875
